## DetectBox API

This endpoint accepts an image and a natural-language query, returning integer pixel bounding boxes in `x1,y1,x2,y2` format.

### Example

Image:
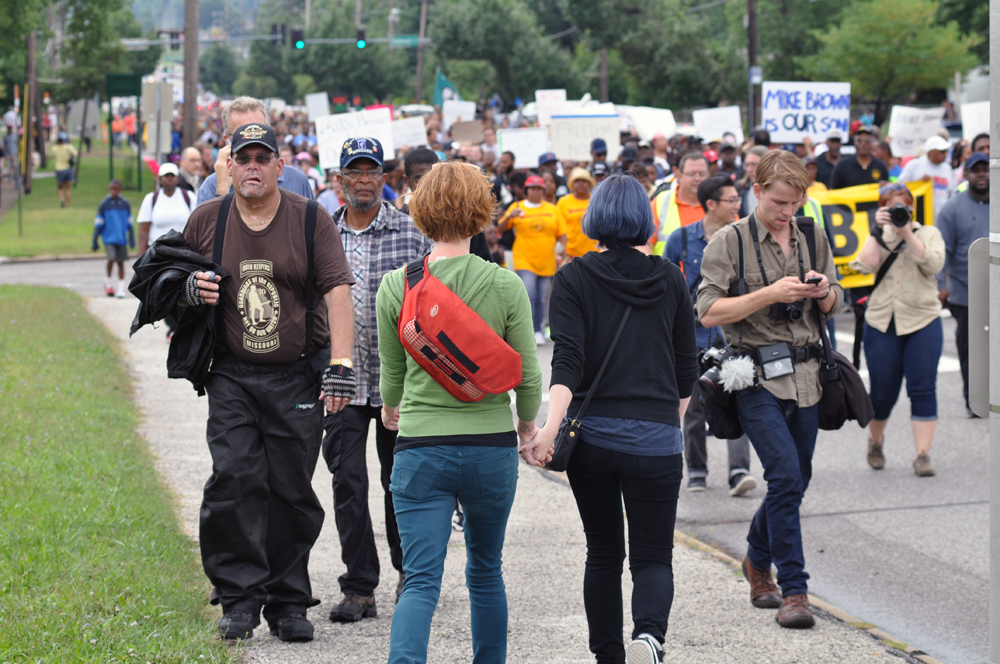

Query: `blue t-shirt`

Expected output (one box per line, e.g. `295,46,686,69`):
95,196,133,246
582,417,683,457
664,220,725,350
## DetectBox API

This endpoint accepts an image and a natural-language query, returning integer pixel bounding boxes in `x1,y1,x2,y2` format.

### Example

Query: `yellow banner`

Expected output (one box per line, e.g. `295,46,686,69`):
812,180,934,289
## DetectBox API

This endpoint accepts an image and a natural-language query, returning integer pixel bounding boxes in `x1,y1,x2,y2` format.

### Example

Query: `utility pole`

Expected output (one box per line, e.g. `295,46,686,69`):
988,3,999,661
414,0,428,102
305,0,311,31
182,0,200,147
387,0,395,45
747,0,758,131
24,30,36,194
599,48,609,103
355,0,362,29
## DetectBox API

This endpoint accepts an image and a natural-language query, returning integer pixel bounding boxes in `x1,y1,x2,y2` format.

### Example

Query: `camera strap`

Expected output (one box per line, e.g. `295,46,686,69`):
747,213,806,286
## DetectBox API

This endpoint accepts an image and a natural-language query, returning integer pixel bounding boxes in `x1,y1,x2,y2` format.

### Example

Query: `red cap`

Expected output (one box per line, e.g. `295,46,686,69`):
704,150,719,162
525,175,545,188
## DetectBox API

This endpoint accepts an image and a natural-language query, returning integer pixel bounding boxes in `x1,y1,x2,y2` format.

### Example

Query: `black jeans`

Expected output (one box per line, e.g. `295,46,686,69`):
950,304,970,408
566,441,683,664
201,357,325,623
322,402,403,596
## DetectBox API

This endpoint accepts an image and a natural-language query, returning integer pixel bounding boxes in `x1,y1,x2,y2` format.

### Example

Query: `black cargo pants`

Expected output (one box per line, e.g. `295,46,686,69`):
200,355,325,623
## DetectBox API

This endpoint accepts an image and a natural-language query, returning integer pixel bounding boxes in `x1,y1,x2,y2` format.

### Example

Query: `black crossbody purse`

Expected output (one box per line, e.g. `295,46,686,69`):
545,306,633,472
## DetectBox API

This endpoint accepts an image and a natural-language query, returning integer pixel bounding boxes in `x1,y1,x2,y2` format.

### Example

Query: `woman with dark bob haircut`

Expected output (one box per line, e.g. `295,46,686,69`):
523,173,700,664
376,160,544,664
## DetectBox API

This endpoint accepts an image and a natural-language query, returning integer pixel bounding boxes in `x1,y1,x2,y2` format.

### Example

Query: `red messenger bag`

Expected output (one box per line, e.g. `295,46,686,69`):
398,256,522,402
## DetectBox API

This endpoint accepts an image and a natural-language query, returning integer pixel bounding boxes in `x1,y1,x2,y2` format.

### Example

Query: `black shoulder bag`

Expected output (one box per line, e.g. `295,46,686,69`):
545,306,633,472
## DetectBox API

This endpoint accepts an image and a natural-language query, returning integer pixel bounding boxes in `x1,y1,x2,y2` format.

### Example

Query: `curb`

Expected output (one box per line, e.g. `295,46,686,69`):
0,253,122,264
672,530,946,664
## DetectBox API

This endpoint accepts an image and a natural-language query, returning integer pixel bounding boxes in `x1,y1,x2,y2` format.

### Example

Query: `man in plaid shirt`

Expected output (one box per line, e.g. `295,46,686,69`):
323,137,433,623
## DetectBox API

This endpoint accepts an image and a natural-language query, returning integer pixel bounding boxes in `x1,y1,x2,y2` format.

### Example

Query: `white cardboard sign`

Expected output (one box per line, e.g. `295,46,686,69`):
623,106,677,141
535,89,567,127
315,108,395,171
442,99,477,132
692,106,744,144
497,127,550,169
962,101,990,141
392,116,428,149
549,115,621,162
761,81,850,143
887,105,946,157
305,92,330,122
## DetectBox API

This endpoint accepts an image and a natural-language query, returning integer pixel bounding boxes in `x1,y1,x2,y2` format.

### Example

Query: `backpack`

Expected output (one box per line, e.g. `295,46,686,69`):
398,257,522,402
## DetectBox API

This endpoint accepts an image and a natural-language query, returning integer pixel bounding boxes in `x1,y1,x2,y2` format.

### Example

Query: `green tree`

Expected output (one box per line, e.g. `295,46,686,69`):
200,43,241,95
430,0,584,101
55,0,134,102
801,0,980,125
111,9,164,78
936,0,989,65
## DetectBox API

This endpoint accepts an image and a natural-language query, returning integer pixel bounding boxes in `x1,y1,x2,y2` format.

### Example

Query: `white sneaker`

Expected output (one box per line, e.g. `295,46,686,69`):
626,633,662,664
534,331,545,345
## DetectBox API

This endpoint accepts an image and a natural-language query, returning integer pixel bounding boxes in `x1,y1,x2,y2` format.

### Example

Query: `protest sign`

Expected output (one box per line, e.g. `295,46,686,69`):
391,116,428,148
442,99,477,132
761,82,850,143
961,101,990,140
886,106,946,157
549,115,621,162
535,89,567,127
451,120,484,143
692,106,744,144
315,108,394,171
305,92,330,122
622,106,677,141
812,180,934,289
497,127,549,169
264,98,287,115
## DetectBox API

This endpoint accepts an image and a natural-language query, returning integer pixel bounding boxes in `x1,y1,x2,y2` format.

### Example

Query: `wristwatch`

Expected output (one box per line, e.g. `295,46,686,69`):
329,358,354,368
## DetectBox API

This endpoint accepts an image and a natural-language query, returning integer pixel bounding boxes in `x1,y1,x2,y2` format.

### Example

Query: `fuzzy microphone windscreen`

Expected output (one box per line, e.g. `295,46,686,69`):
720,355,757,393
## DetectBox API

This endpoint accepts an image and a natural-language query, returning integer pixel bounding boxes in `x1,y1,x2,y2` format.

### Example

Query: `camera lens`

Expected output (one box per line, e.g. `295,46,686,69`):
787,303,804,322
889,204,911,227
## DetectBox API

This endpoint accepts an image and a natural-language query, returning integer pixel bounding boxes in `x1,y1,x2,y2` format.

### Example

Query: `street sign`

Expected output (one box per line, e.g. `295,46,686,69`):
390,34,420,47
106,74,142,98
749,66,763,85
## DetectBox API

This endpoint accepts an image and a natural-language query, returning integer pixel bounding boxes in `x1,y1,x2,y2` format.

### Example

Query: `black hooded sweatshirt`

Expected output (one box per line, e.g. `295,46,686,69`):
549,247,699,428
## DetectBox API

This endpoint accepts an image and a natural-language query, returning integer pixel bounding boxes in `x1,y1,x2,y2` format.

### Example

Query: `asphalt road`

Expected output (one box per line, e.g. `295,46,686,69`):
0,257,989,663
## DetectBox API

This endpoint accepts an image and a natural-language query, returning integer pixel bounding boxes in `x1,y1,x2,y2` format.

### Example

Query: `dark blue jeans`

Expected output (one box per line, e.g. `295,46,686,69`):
863,318,942,421
735,388,819,597
566,441,683,664
515,270,552,333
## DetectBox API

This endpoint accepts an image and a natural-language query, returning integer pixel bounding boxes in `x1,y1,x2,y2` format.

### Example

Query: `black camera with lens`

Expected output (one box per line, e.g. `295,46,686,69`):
768,299,805,323
888,203,912,227
698,346,740,394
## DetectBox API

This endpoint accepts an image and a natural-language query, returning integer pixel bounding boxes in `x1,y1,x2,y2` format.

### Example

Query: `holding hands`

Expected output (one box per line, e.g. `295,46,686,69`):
518,419,553,467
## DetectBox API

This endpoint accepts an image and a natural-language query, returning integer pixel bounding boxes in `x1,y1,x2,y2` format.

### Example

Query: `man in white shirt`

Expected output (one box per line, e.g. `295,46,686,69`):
136,163,195,253
480,126,501,162
899,135,954,215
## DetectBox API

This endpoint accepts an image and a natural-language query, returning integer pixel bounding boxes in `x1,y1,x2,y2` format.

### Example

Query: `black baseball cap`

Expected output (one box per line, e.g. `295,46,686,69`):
231,123,279,154
341,137,385,169
966,152,988,169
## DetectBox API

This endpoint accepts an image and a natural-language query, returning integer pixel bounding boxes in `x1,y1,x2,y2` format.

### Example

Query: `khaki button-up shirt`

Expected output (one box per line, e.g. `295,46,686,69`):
696,214,844,407
848,223,945,335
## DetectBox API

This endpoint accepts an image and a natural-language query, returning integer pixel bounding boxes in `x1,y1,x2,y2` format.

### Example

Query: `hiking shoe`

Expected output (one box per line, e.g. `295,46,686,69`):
729,473,757,497
270,612,314,642
328,594,377,622
686,476,707,492
742,557,782,609
867,438,885,470
218,610,259,640
395,572,406,605
625,633,662,664
776,594,815,629
913,453,935,477
452,504,465,532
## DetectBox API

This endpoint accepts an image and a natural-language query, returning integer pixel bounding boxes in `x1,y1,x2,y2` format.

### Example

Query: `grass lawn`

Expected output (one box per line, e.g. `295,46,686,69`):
0,148,156,258
0,286,239,662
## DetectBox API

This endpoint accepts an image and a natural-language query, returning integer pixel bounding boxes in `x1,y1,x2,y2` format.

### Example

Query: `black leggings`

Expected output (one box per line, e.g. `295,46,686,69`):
566,441,683,664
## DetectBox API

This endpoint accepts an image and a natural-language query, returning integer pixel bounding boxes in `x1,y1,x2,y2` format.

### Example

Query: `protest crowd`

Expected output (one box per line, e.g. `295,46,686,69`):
108,85,991,663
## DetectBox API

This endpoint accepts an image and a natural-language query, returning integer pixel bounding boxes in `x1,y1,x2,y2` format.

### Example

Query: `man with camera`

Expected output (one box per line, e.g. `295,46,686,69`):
697,151,843,629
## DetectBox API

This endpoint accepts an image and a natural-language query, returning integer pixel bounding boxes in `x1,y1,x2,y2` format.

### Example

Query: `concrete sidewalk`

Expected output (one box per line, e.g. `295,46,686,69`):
86,294,924,664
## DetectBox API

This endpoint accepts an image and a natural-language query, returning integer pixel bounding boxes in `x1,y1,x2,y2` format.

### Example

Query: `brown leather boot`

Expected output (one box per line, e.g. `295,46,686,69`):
742,557,782,609
776,594,815,629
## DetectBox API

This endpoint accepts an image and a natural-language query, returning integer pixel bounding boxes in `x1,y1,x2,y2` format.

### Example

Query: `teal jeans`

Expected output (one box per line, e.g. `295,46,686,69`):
388,444,519,664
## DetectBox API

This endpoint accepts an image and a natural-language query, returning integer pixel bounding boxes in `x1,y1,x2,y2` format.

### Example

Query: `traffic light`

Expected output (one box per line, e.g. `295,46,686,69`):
356,29,366,49
291,29,305,49
271,23,286,46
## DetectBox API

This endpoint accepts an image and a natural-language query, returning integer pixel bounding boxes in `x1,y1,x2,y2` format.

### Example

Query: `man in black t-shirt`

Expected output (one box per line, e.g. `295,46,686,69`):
829,126,889,190
814,130,843,188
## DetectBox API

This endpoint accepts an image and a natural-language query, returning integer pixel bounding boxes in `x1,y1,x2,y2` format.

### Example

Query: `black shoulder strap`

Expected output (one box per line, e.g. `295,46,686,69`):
301,199,318,358
181,188,191,208
746,215,770,286
873,252,900,292
213,194,234,353
573,306,633,419
152,189,159,209
406,259,425,290
797,216,817,270
734,222,745,282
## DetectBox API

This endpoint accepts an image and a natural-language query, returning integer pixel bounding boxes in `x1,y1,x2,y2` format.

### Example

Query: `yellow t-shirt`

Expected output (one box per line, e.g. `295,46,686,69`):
557,194,598,258
51,144,78,172
510,200,565,276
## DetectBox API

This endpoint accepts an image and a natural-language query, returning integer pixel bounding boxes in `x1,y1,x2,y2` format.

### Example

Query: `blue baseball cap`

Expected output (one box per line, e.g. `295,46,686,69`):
591,138,607,152
538,152,558,167
966,152,988,169
340,137,385,169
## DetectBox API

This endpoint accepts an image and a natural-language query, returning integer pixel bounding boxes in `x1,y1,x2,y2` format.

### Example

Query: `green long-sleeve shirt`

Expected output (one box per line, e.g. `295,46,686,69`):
376,254,543,438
